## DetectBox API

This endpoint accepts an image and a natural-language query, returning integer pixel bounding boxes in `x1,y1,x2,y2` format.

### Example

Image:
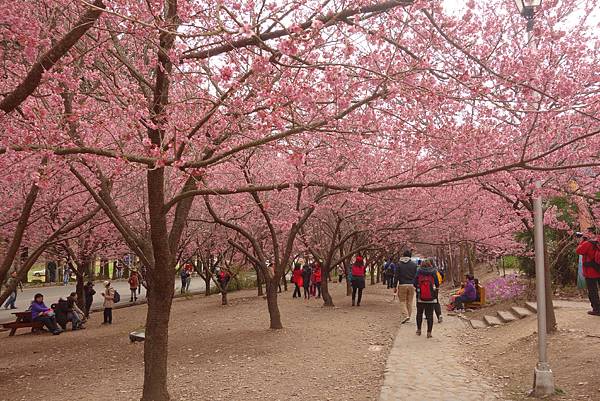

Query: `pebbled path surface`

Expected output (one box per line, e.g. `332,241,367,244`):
379,312,505,401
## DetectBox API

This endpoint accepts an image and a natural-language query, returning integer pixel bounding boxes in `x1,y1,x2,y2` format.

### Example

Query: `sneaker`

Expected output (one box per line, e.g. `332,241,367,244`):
352,302,355,306
10,306,17,309
427,332,432,338
438,316,443,323
587,310,600,316
416,330,421,336
401,317,410,324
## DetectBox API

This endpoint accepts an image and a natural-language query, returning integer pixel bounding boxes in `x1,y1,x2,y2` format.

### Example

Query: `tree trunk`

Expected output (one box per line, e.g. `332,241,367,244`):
75,271,85,310
467,242,475,276
221,290,228,305
142,268,174,401
256,267,264,296
265,278,282,329
345,262,352,296
321,267,334,307
204,272,211,296
459,244,466,281
142,165,176,401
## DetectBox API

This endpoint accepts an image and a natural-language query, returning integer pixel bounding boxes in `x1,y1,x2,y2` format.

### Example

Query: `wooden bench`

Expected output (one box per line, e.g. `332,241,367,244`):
2,311,44,337
465,285,486,309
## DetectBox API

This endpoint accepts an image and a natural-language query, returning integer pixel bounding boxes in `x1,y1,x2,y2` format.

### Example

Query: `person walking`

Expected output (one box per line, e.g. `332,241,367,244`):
3,271,22,309
301,262,312,299
46,260,57,283
394,251,418,323
292,263,303,298
128,271,139,302
337,265,345,283
184,262,193,292
384,258,396,289
351,255,367,306
101,280,115,324
313,262,323,299
434,269,444,323
83,281,95,318
63,264,71,286
576,227,600,316
414,259,440,338
179,266,190,294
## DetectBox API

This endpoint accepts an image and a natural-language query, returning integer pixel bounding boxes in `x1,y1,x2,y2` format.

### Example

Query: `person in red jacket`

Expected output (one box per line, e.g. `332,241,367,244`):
313,262,323,299
576,227,600,316
351,255,367,306
128,271,139,302
291,263,303,298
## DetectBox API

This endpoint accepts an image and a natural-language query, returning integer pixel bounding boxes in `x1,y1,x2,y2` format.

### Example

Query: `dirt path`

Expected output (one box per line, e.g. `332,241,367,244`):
0,281,402,401
464,299,600,401
380,311,504,401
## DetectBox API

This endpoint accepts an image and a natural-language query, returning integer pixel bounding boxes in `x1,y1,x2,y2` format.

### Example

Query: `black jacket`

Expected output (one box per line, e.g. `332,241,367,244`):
301,266,312,286
394,257,418,286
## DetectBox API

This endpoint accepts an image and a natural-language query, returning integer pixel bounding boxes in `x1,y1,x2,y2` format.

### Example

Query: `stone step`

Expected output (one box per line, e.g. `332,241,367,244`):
483,315,503,326
497,310,517,323
525,301,538,313
511,306,533,318
470,319,488,329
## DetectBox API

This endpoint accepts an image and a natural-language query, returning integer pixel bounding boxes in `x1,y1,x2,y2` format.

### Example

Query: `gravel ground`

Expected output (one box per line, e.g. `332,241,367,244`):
0,280,401,401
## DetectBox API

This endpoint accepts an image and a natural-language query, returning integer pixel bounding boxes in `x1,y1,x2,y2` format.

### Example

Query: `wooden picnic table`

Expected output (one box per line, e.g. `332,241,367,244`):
2,311,44,337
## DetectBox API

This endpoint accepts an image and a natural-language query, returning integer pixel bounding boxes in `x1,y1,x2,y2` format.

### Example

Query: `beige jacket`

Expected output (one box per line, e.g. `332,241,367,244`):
102,287,115,308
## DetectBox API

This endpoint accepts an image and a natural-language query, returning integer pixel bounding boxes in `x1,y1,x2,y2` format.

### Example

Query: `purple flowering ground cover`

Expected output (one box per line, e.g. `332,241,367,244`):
484,273,528,303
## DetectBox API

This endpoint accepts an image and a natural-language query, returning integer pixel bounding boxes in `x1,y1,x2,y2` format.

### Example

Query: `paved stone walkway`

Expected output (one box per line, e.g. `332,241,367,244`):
379,313,504,401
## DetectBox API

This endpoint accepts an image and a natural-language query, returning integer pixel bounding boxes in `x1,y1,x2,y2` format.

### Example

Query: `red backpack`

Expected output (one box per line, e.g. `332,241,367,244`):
584,241,600,272
351,264,365,277
417,274,435,301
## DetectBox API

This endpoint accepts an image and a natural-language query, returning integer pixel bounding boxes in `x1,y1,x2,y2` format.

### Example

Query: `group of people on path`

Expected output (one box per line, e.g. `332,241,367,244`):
291,260,323,299
25,280,119,335
386,252,444,338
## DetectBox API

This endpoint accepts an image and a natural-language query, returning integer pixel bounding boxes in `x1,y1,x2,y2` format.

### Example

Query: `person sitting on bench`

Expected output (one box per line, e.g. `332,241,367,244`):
30,294,62,335
453,274,477,312
54,297,83,330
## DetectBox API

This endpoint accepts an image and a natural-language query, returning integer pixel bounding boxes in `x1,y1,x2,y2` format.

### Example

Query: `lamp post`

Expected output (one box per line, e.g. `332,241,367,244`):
514,0,554,397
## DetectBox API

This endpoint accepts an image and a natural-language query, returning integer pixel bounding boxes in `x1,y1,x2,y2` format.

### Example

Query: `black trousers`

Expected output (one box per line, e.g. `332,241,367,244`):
85,300,93,317
303,285,310,299
352,287,363,305
416,302,434,333
586,278,600,312
315,283,321,298
293,284,301,298
103,308,112,324
434,302,441,319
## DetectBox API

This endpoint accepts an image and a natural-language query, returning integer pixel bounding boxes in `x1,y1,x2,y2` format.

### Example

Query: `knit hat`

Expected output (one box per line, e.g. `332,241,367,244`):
356,255,363,262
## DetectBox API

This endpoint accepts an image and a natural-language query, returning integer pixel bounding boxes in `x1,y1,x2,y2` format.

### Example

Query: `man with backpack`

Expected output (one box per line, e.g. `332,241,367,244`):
413,259,440,338
383,258,396,289
394,250,418,324
576,227,600,316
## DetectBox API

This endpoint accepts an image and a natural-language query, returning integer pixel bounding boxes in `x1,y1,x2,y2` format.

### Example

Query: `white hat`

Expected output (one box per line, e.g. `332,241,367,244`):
103,280,110,286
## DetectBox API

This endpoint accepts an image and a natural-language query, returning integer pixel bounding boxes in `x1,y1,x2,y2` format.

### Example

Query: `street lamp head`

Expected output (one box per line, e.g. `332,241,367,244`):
515,0,542,19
